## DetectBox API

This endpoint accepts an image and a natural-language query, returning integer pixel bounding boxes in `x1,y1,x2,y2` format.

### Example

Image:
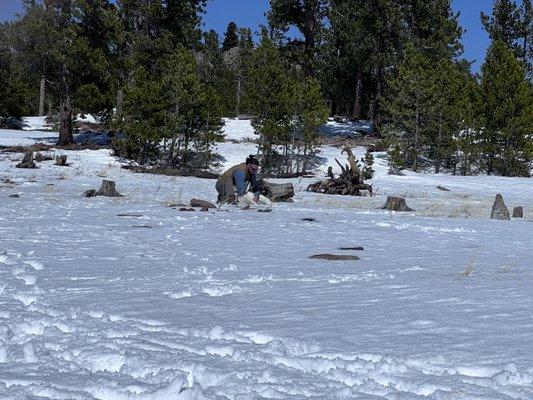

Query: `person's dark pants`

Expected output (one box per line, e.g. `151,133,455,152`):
215,178,235,204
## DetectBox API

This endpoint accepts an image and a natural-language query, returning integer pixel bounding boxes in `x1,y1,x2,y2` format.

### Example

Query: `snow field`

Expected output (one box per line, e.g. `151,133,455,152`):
0,126,532,399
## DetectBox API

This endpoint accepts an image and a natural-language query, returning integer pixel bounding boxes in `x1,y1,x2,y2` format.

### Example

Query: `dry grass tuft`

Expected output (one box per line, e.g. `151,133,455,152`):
460,250,482,278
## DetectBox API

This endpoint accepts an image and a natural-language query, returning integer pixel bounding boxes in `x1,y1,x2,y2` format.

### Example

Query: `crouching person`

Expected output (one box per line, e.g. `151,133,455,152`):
216,155,261,204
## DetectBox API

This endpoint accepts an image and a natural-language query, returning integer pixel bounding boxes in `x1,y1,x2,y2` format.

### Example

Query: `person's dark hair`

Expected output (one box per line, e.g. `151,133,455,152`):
246,155,260,166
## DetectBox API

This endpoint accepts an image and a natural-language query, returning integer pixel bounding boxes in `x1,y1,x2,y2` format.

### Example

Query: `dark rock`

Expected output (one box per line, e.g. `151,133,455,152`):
117,213,143,218
437,185,450,191
179,207,196,212
490,194,510,220
310,254,360,261
512,206,524,218
200,207,210,212
190,198,216,209
8,194,19,198
382,196,414,212
302,218,317,222
339,246,364,251
258,208,272,213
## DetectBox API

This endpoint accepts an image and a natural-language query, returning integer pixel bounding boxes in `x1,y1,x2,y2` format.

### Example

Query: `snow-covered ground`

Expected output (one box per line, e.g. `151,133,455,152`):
20,115,99,131
1,125,532,399
318,120,374,137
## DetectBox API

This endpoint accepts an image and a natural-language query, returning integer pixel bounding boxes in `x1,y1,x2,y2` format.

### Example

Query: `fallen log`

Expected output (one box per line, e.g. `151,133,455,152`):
259,179,294,202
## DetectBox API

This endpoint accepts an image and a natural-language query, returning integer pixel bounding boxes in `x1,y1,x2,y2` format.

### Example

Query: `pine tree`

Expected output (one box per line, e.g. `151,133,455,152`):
0,23,32,119
520,0,533,76
222,21,239,52
327,0,403,121
268,0,329,76
429,59,464,173
453,67,484,176
482,0,523,55
9,1,60,117
382,45,435,172
245,36,294,172
292,76,329,173
361,150,375,179
480,40,532,176
120,45,223,168
402,0,464,61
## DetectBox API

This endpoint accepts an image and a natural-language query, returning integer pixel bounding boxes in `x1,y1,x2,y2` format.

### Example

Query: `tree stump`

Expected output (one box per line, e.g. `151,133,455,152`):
382,196,414,212
96,180,121,197
260,180,294,202
190,198,216,209
16,151,37,169
490,194,510,220
512,206,524,218
55,155,68,166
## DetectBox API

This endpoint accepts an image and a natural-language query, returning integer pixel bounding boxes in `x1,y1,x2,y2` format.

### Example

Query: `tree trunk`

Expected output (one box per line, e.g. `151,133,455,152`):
302,0,317,76
116,87,124,121
57,93,74,146
39,76,46,117
435,117,442,173
236,71,242,116
57,64,74,146
353,69,363,119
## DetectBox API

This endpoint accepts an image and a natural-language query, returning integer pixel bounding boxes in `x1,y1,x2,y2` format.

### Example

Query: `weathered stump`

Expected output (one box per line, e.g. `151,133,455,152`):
260,180,294,202
84,180,122,197
490,194,510,220
512,206,524,218
16,151,37,169
190,198,216,209
382,196,414,212
55,155,68,166
96,180,121,197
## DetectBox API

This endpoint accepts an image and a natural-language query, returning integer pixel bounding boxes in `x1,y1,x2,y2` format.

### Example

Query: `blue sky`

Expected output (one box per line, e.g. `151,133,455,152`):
0,0,518,72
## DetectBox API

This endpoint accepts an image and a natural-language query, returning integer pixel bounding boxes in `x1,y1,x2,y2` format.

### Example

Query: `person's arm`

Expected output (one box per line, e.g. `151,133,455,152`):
249,174,260,200
233,170,248,196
